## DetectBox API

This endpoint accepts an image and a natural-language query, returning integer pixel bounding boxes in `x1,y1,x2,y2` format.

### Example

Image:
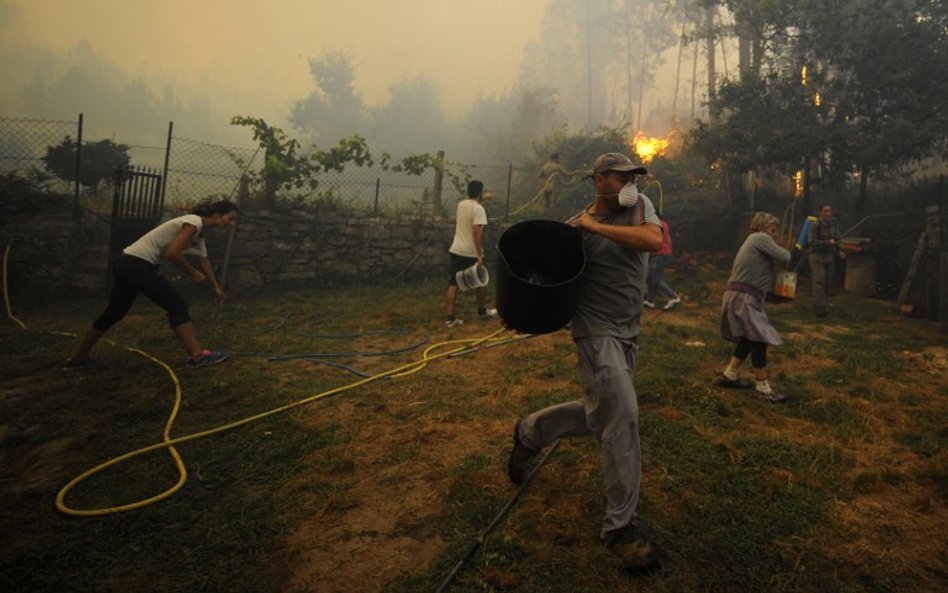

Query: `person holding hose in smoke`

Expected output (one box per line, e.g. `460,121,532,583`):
507,152,663,575
62,200,238,370
713,212,791,402
537,152,579,214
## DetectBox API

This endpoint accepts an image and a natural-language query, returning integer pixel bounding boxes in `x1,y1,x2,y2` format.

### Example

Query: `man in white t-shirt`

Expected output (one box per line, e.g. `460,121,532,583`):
444,180,497,327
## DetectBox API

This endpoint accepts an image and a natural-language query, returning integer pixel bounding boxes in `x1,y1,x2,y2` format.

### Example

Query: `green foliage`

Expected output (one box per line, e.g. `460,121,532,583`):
690,72,822,175
232,115,468,209
231,116,317,205
310,134,374,172
693,0,948,213
42,136,131,191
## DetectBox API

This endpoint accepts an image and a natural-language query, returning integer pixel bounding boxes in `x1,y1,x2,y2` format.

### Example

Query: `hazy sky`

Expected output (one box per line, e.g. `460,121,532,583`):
1,0,550,121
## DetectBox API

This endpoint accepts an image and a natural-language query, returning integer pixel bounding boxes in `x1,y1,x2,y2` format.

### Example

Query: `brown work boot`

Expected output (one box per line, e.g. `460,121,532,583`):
507,421,539,486
602,523,660,576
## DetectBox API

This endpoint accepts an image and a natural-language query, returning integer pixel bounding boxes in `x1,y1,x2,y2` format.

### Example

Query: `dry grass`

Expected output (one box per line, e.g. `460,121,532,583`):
0,271,945,593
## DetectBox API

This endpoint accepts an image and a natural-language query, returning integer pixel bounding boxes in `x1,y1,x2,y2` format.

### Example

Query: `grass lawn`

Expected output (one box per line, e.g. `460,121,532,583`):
1,270,945,593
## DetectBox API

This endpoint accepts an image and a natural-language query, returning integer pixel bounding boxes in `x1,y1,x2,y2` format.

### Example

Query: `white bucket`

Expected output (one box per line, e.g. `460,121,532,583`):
773,271,798,299
456,264,489,291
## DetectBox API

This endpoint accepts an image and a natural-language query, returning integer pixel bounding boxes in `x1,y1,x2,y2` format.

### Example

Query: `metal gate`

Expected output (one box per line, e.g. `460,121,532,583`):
108,166,164,281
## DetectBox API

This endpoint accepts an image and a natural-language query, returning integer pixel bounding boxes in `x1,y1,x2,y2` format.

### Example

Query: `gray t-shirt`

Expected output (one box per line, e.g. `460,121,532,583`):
727,232,791,294
571,196,660,340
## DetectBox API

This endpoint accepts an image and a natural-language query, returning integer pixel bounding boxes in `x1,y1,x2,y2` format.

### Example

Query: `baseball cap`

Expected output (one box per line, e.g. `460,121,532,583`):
587,152,648,178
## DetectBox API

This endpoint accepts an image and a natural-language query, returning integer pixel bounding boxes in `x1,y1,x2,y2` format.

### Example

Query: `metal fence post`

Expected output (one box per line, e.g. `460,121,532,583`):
433,150,445,218
505,163,513,220
73,113,83,221
160,121,173,212
374,178,381,215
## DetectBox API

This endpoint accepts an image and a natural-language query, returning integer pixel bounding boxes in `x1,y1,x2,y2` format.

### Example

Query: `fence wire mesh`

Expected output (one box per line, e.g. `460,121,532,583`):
0,115,549,222
0,115,79,193
166,136,259,206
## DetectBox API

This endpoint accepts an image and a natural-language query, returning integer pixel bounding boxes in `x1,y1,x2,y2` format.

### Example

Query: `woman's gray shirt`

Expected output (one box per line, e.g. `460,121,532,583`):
727,232,791,295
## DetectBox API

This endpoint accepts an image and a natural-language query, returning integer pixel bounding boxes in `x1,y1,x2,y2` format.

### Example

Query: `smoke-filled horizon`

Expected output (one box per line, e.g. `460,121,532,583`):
0,1,543,134
0,0,728,163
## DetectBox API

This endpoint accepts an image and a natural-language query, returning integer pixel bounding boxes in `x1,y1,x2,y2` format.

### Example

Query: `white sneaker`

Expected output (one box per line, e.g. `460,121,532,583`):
445,317,464,328
478,308,498,320
663,297,682,310
643,299,655,309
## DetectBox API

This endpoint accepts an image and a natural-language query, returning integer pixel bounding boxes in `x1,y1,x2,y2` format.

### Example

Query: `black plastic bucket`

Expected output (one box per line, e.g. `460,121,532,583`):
495,220,586,334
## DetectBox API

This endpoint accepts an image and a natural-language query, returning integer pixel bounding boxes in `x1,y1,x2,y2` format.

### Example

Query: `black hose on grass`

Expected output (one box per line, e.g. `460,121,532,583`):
306,358,374,378
266,336,431,360
433,439,561,593
294,329,412,339
446,333,536,359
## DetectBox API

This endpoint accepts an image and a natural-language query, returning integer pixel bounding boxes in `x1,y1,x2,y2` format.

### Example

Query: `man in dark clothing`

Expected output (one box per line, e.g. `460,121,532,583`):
807,204,847,317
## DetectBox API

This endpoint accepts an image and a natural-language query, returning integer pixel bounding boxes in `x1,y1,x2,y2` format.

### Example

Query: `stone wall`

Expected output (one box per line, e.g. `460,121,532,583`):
0,208,111,291
218,209,459,288
0,206,475,292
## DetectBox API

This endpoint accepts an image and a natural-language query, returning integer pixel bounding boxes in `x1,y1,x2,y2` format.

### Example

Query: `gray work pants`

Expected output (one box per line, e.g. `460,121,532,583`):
809,252,835,310
519,336,641,538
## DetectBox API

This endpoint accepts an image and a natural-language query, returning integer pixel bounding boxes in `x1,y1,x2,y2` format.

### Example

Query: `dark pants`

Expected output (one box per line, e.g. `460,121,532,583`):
448,253,477,286
809,253,835,311
93,255,191,331
733,337,768,369
646,254,675,301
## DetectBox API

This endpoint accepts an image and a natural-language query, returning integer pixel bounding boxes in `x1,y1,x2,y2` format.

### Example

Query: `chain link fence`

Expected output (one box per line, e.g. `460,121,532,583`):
0,115,80,195
165,135,259,206
0,114,552,222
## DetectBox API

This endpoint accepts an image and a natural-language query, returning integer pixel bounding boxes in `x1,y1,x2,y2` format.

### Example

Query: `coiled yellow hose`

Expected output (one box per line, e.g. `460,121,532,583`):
3,243,510,517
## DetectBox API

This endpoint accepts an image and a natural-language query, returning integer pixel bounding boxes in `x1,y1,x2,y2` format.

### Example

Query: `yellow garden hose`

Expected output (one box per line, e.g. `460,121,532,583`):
2,241,27,329
641,178,664,215
55,329,504,516
3,243,510,517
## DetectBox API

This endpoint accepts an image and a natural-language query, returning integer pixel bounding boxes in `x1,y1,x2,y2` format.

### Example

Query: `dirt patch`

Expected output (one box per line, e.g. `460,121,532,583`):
281,332,570,593
900,346,948,374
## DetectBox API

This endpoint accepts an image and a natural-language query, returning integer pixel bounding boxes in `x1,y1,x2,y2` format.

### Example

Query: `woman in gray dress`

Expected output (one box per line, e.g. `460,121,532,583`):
714,212,791,402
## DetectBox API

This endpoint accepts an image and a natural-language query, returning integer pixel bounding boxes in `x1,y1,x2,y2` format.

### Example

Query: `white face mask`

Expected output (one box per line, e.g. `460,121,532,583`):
618,182,639,208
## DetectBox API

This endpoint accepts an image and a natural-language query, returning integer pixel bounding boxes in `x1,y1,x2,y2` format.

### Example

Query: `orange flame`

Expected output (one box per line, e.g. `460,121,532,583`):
630,131,670,164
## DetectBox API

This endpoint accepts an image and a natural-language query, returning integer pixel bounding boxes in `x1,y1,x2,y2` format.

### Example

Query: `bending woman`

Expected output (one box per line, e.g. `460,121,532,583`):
63,200,239,370
714,212,791,402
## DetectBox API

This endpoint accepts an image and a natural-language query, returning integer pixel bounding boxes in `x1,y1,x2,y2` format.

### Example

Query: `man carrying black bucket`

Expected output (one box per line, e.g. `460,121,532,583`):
506,152,664,575
444,180,498,327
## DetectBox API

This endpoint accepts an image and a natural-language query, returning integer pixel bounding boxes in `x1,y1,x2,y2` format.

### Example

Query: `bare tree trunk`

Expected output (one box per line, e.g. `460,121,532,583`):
802,155,813,215
671,24,686,129
706,4,717,124
691,35,698,123
626,28,634,124
739,36,751,78
585,2,593,128
857,165,869,214
636,34,647,131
